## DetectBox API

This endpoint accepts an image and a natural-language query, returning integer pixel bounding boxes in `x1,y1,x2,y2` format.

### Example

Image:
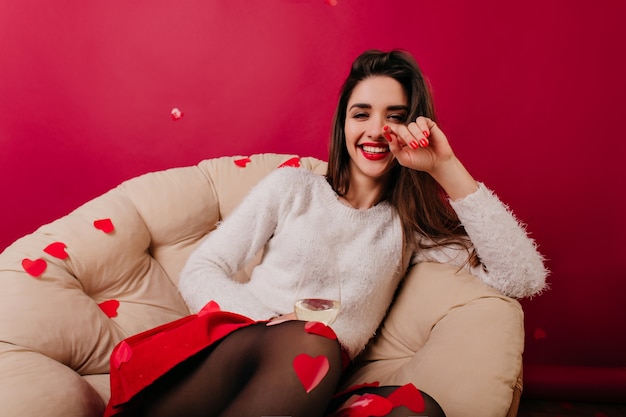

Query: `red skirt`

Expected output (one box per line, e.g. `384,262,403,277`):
103,301,256,417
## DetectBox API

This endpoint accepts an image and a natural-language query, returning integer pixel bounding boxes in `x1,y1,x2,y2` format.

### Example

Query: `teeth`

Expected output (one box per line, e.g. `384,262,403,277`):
362,145,388,154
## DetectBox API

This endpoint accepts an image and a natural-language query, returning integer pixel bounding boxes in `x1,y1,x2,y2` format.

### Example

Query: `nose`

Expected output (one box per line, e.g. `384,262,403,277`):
365,116,386,139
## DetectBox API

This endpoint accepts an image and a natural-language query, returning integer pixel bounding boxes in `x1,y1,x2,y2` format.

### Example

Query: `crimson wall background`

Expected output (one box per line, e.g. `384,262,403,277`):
1,0,625,400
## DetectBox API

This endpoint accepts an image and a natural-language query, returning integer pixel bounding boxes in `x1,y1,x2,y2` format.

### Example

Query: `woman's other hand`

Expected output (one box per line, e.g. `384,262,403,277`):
266,312,298,326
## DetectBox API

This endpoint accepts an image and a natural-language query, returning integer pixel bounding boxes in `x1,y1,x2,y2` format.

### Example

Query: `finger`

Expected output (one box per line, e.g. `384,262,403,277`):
394,124,421,150
266,317,292,326
409,118,430,148
384,126,413,164
383,125,400,147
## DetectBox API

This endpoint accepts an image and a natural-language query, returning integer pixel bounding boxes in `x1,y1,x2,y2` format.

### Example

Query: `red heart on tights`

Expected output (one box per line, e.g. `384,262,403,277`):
112,341,133,369
340,393,393,417
22,258,47,277
293,353,329,393
94,218,115,233
387,383,425,413
44,241,69,259
304,321,337,340
278,157,301,168
234,157,251,167
98,300,120,318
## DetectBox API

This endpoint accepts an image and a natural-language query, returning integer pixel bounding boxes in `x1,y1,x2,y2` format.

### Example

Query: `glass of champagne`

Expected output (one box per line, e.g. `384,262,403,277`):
294,265,341,326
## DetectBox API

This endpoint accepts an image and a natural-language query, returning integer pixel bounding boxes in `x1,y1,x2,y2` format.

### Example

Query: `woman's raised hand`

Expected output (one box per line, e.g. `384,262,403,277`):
384,116,478,200
384,116,454,174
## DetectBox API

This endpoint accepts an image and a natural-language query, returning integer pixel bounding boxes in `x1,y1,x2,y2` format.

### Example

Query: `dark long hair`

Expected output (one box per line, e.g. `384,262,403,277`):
326,49,477,264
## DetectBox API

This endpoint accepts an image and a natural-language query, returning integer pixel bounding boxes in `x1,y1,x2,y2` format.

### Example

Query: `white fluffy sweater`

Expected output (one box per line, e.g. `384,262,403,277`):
179,167,547,358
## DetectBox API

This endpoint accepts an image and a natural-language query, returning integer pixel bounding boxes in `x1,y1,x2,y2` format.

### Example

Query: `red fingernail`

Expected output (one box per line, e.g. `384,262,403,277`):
384,132,393,142
383,125,389,131
419,138,429,147
410,140,419,149
423,130,429,138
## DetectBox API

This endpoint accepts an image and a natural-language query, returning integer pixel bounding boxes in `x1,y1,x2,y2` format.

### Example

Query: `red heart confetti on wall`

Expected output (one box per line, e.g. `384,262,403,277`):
304,321,337,340
112,341,133,369
21,258,47,277
98,300,120,318
387,383,425,413
171,107,184,121
278,157,301,168
293,353,330,393
534,327,547,340
234,157,251,167
43,241,69,259
94,218,115,233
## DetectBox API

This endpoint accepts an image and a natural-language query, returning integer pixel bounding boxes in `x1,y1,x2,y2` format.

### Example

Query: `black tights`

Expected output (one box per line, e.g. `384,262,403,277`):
132,321,445,417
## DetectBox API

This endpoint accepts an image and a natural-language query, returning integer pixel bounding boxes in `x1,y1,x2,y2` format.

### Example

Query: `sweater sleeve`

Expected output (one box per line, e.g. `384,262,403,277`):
178,168,288,317
412,182,548,298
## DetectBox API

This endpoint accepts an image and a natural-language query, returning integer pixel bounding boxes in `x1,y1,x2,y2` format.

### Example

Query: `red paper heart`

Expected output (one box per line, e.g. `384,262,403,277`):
112,341,133,369
387,383,425,413
534,327,547,340
304,321,337,340
22,258,47,277
325,0,338,6
342,393,392,417
98,300,120,318
278,157,301,168
293,353,329,393
234,157,251,167
94,218,115,233
43,241,69,259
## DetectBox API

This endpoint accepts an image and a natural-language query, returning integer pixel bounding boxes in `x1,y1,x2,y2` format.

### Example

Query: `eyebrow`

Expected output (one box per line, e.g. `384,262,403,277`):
348,103,409,112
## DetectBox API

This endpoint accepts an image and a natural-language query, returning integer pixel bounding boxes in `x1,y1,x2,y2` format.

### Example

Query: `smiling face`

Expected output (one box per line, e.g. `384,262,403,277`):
344,76,408,183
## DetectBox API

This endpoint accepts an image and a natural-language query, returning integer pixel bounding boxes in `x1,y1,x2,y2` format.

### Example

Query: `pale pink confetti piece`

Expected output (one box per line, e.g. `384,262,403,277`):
171,108,184,121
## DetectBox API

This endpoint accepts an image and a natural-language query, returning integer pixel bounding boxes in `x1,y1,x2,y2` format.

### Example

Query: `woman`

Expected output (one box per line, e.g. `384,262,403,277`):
104,50,547,417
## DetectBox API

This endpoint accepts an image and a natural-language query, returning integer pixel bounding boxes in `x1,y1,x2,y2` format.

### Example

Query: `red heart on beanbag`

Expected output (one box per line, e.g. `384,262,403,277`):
304,321,337,340
387,383,425,413
293,353,329,393
44,241,69,259
22,258,47,277
234,157,251,167
94,218,115,233
112,341,133,369
98,300,120,318
278,157,301,168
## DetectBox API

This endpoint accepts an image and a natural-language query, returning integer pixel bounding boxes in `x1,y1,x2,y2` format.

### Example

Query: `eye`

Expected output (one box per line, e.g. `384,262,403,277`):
352,112,369,120
387,114,406,123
